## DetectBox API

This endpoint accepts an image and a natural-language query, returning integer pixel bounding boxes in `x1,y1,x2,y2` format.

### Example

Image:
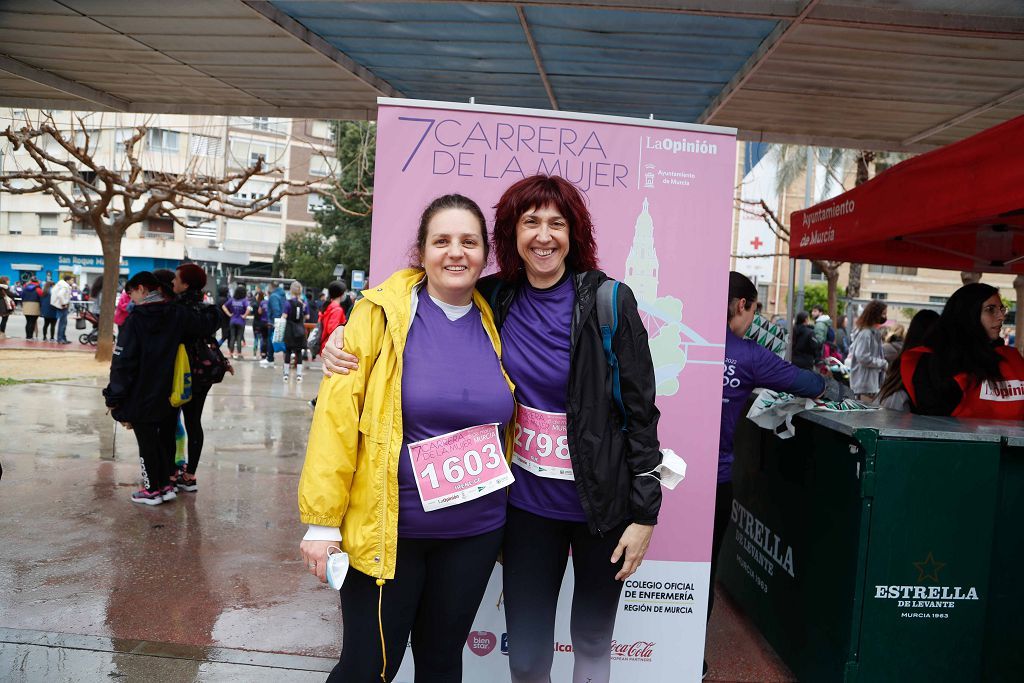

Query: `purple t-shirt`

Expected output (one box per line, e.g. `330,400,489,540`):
719,330,801,483
227,297,249,325
397,289,515,538
502,276,587,522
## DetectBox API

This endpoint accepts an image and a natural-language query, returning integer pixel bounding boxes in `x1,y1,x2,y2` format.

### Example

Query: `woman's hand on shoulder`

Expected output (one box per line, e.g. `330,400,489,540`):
611,523,654,581
321,326,359,377
300,539,335,584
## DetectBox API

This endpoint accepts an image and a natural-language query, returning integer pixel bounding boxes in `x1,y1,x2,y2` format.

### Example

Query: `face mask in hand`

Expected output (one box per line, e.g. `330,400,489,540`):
326,546,350,590
638,449,687,490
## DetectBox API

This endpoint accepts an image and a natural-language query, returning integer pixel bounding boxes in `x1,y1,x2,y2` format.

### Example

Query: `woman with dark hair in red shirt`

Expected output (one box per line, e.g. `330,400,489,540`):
902,282,1024,418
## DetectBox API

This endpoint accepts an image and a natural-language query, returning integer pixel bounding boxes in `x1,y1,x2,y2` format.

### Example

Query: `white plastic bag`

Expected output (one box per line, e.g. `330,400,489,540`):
746,389,808,439
272,317,286,344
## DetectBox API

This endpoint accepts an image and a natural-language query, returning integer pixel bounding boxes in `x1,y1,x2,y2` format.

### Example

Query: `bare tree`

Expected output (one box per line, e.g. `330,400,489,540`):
736,197,843,318
1,114,315,360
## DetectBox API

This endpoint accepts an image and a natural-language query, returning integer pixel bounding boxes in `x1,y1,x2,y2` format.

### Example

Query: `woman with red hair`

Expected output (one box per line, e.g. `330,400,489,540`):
323,175,662,683
170,263,223,492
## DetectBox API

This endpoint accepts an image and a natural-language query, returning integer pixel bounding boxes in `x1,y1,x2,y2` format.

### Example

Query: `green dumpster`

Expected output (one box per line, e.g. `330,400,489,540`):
717,408,1024,682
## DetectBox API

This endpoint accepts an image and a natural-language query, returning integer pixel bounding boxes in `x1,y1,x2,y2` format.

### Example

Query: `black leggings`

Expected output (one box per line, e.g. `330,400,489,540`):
42,317,57,339
0,315,8,333
330,528,503,683
502,505,626,683
707,481,734,623
284,346,304,367
180,383,211,475
24,315,38,339
131,412,178,492
228,323,245,353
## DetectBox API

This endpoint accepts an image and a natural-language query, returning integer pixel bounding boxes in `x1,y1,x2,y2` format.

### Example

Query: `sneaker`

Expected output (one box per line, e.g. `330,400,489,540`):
296,374,303,383
259,359,270,368
160,485,177,501
177,473,198,492
283,374,289,381
308,398,316,411
131,488,164,506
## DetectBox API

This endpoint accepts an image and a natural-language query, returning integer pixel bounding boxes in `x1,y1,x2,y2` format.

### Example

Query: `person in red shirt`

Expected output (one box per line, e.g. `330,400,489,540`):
318,281,349,355
308,281,349,410
902,282,1024,419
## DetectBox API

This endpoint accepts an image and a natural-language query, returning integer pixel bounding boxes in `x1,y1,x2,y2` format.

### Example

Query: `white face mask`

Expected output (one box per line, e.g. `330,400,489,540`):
326,546,350,590
639,449,687,490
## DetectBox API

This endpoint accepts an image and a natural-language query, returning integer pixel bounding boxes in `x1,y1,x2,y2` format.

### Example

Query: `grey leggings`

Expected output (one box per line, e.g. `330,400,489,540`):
502,505,627,683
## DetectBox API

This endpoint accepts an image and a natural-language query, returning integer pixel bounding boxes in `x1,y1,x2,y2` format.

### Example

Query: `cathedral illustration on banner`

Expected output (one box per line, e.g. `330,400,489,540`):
624,198,715,396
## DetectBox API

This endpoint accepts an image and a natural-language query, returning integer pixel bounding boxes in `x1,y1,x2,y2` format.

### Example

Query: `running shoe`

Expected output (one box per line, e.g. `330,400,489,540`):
296,374,303,383
160,485,177,502
283,374,289,381
177,473,198,492
131,488,164,506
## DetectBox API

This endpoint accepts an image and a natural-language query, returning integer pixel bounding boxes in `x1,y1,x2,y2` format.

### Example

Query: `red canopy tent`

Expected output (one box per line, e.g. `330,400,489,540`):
790,115,1024,273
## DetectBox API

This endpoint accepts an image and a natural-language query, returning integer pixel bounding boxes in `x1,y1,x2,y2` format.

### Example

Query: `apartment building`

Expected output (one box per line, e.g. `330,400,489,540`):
0,109,335,289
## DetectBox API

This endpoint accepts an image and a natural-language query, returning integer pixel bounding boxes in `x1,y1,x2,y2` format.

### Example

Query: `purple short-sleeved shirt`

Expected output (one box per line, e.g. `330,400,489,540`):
397,289,515,538
227,297,249,325
501,276,587,522
719,330,801,483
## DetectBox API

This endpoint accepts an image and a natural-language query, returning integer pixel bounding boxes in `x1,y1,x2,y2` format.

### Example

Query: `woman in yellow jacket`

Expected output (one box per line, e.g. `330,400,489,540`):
299,194,515,683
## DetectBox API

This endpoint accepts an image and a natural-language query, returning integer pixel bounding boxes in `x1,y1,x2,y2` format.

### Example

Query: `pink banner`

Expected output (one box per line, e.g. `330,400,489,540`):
370,101,735,562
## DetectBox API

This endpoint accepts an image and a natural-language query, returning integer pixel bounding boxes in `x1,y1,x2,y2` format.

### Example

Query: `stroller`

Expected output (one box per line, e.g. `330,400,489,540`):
76,307,105,345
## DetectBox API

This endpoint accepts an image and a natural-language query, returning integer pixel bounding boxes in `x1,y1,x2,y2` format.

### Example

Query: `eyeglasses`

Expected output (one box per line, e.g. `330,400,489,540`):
982,304,1008,316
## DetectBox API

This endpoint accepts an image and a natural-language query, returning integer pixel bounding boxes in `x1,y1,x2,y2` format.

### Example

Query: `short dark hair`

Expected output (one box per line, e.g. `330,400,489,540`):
233,285,246,300
811,304,823,313
493,175,598,280
412,194,489,266
126,271,161,293
328,280,347,299
796,311,810,325
728,271,757,304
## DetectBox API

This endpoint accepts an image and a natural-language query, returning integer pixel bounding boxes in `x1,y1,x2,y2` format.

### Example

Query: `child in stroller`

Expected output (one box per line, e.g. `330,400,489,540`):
75,306,110,345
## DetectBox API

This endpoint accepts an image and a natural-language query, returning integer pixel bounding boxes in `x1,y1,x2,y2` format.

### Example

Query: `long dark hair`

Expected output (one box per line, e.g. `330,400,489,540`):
855,300,887,330
91,275,104,300
923,282,1004,383
877,309,940,403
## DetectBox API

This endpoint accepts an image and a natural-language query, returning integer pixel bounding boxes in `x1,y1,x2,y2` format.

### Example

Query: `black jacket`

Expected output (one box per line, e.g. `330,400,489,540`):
479,271,662,535
792,324,820,370
103,300,201,424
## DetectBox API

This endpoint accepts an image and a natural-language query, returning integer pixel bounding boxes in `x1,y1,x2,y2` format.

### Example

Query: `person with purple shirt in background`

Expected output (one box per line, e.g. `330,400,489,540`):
704,272,847,677
321,175,663,683
299,194,514,682
221,285,250,360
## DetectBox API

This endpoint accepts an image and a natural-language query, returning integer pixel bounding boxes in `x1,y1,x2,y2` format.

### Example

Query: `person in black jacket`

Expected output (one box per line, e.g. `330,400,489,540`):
170,264,224,492
791,311,820,370
320,175,662,683
103,271,199,505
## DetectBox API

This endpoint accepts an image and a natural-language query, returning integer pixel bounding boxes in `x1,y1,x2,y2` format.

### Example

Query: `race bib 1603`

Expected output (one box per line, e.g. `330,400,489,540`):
407,423,514,512
512,404,573,481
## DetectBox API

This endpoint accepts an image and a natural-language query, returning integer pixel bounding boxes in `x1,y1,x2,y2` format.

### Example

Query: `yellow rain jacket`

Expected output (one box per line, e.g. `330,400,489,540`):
298,268,514,580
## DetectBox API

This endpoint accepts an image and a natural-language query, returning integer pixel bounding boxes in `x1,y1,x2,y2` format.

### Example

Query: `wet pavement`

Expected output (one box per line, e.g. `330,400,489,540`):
0,351,792,682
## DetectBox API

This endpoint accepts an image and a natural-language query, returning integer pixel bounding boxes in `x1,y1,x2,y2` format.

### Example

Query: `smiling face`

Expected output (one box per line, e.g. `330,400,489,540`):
421,208,487,306
980,293,1006,341
516,204,570,289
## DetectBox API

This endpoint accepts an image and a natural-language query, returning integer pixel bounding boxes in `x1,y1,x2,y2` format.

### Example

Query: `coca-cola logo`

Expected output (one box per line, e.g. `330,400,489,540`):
610,640,655,661
467,631,497,656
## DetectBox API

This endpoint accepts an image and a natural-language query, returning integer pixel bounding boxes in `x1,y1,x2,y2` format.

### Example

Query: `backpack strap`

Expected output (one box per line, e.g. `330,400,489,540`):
596,279,628,430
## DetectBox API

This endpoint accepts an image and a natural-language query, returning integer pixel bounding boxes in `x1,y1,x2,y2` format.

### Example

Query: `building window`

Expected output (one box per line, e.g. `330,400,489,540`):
72,219,92,235
809,262,826,282
311,120,333,141
186,216,218,239
190,134,222,157
871,292,888,300
868,265,918,276
146,128,180,153
39,213,61,236
929,295,948,304
307,194,326,213
144,217,175,238
309,155,336,177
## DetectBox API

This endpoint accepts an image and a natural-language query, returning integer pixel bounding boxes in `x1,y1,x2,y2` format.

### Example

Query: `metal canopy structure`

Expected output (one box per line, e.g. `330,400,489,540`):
0,1,1022,151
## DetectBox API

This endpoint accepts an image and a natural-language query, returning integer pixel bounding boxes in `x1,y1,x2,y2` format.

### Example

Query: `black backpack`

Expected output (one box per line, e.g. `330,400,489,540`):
189,335,229,386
